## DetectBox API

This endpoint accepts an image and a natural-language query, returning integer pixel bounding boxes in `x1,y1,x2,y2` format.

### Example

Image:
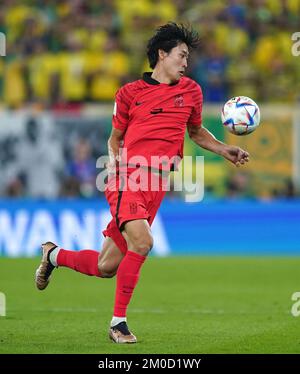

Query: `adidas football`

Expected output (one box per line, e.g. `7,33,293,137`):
221,96,260,135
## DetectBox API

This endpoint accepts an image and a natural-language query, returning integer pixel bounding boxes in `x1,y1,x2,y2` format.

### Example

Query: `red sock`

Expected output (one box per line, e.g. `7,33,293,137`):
113,250,146,317
57,249,101,277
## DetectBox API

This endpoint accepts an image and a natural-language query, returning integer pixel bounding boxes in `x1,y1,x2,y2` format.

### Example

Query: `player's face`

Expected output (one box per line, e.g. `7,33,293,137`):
161,43,189,83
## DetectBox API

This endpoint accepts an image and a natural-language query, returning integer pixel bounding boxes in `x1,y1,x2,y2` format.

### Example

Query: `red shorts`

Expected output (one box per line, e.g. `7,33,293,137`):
102,168,168,253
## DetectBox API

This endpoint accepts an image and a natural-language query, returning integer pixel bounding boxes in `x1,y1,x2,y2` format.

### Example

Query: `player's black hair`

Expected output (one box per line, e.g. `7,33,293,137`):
147,22,200,69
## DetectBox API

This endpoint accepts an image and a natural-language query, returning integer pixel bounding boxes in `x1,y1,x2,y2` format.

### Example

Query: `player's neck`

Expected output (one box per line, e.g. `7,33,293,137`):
151,69,172,85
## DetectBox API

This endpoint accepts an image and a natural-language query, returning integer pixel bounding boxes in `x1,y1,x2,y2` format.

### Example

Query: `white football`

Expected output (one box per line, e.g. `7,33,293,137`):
221,96,260,135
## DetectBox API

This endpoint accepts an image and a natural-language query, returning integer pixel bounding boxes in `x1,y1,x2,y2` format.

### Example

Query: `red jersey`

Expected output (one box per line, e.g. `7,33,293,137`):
113,72,203,170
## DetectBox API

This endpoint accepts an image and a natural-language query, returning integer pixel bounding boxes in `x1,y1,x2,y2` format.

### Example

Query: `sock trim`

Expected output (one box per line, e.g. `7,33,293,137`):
49,247,60,267
111,316,127,327
127,250,146,262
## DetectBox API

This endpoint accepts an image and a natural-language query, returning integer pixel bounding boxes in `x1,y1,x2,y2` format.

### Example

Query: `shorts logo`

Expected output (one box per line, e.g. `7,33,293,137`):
174,95,184,107
129,202,138,214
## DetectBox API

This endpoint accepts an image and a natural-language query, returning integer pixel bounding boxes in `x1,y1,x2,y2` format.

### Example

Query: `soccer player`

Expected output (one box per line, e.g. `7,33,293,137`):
35,23,249,344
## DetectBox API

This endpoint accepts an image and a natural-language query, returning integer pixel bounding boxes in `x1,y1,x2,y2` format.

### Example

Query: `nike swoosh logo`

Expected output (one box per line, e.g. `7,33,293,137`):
135,101,144,106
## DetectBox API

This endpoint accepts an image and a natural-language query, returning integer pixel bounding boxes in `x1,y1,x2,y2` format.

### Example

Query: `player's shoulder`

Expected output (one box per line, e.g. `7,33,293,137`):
118,79,145,97
181,76,202,92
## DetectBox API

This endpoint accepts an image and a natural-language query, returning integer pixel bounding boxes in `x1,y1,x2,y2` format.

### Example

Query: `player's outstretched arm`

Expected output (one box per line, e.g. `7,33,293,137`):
187,125,250,167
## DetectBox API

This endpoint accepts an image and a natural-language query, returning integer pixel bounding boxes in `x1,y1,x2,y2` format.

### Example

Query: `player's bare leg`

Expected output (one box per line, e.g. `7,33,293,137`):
109,219,153,344
35,237,124,290
124,220,153,255
98,237,125,278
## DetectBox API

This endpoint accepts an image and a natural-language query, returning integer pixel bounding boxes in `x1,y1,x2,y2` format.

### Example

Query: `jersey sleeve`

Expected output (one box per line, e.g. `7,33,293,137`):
187,83,203,127
112,86,130,131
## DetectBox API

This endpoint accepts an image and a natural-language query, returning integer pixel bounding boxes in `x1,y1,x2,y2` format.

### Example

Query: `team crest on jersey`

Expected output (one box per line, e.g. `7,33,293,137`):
174,95,184,107
129,202,138,214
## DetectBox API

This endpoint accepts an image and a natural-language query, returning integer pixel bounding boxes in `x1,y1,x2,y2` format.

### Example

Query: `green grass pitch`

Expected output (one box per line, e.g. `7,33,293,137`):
1,256,300,353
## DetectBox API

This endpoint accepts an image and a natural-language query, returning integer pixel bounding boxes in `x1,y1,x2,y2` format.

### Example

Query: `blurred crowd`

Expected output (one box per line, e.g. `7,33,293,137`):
0,0,299,200
0,0,299,107
0,113,110,199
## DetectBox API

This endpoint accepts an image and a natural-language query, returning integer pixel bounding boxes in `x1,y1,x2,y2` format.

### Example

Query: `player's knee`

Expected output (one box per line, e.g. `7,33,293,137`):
101,270,116,278
98,261,117,278
130,234,153,256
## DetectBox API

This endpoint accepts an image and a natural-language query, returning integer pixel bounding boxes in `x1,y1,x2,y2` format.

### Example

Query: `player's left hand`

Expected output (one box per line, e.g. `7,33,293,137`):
222,145,250,167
